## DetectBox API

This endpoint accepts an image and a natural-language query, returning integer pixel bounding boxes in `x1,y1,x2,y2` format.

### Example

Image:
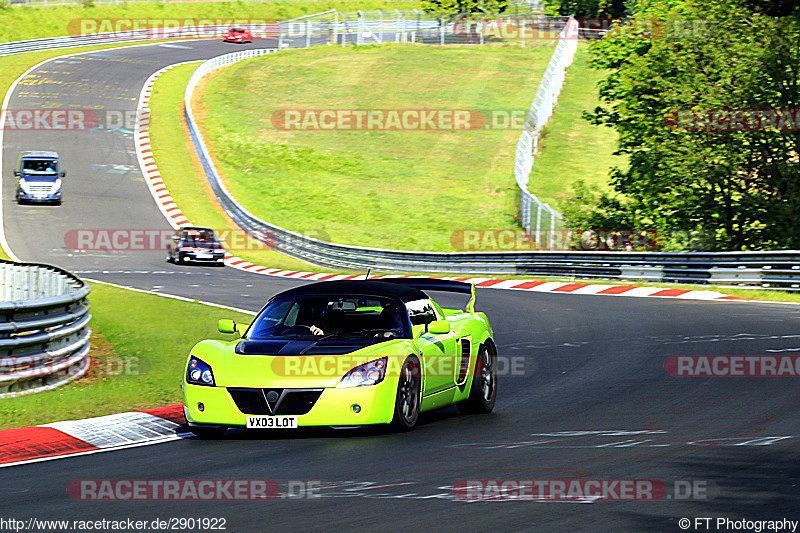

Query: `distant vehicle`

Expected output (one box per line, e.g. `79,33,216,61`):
14,151,65,205
166,226,226,266
224,27,253,43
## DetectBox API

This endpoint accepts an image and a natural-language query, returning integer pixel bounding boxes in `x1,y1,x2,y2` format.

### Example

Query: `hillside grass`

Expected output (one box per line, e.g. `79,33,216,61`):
196,43,553,251
527,42,625,211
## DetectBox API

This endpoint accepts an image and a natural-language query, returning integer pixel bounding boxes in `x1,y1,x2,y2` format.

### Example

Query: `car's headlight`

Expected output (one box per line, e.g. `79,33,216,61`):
337,357,387,388
53,178,62,192
187,356,215,386
19,179,30,193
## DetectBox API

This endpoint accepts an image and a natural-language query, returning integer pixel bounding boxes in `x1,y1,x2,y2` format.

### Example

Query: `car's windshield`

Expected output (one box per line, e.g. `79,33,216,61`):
21,159,58,175
248,294,412,340
181,229,217,243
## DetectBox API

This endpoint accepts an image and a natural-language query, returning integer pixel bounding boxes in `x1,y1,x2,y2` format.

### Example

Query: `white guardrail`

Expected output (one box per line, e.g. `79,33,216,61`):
0,261,91,397
516,16,578,243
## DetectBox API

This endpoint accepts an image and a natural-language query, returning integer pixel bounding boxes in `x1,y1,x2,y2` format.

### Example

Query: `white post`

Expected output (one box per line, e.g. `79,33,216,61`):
357,10,364,46
340,12,347,47
480,17,485,45
535,203,542,248
334,11,339,46
412,8,419,43
306,19,311,48
546,205,557,250
521,15,525,48
395,9,402,43
440,16,445,45
377,10,383,44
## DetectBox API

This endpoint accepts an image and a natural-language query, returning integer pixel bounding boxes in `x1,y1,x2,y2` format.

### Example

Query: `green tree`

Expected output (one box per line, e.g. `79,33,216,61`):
548,0,633,17
579,0,800,250
421,0,512,14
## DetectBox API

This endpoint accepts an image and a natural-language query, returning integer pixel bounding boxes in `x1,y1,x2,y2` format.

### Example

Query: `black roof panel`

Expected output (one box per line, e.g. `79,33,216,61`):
275,280,428,302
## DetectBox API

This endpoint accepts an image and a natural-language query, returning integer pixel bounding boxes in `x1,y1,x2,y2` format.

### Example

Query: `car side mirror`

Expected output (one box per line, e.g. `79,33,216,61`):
218,237,226,242
172,236,180,242
218,319,237,334
428,320,451,334
13,170,19,176
60,171,66,177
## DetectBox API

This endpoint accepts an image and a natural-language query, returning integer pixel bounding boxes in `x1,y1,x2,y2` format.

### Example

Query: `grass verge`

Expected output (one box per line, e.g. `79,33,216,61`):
527,42,625,211
0,0,421,42
0,283,253,430
195,43,553,251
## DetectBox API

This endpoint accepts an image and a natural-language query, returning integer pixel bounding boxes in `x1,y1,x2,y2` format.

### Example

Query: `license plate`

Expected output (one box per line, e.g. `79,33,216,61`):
195,253,212,259
246,416,298,429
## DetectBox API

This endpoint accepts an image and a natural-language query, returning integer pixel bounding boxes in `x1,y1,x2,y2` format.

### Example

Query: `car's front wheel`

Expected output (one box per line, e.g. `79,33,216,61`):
391,355,421,431
457,344,497,414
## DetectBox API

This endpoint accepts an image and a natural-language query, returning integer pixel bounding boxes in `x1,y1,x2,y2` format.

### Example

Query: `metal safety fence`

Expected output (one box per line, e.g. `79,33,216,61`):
0,260,91,397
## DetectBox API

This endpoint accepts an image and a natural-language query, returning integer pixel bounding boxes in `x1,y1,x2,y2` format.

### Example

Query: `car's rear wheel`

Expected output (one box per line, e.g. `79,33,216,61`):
391,356,421,431
188,424,227,438
457,344,497,414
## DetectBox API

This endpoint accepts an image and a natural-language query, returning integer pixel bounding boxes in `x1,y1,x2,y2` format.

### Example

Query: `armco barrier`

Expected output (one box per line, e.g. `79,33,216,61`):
0,260,91,397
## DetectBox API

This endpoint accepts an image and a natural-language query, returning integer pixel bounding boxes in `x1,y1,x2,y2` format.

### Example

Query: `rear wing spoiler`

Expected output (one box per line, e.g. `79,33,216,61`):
381,278,476,313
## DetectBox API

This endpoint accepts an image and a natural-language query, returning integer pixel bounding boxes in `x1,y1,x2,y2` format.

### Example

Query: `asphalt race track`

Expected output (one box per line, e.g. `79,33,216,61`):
2,38,800,531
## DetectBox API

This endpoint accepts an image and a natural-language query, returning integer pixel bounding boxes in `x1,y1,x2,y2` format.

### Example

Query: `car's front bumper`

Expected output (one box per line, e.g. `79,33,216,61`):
179,250,225,263
18,190,61,202
183,381,397,427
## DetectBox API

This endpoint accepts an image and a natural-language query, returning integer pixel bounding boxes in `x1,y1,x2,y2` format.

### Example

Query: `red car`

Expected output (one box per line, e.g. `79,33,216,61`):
224,27,253,43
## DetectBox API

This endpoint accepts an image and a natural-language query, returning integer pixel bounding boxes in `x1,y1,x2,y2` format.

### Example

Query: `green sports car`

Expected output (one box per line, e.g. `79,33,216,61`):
182,278,497,436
